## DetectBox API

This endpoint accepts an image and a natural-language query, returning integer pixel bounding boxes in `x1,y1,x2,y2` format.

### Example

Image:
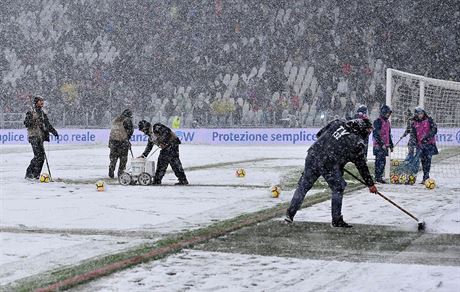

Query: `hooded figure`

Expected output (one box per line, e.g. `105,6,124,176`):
24,95,59,179
348,104,371,159
410,107,438,183
373,105,394,183
285,118,377,228
355,104,368,119
138,120,188,185
108,109,134,178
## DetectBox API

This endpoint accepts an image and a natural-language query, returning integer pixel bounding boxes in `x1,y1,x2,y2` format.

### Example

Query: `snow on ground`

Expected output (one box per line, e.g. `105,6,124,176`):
1,232,147,285
1,144,459,290
73,149,460,292
73,249,460,292
0,144,304,285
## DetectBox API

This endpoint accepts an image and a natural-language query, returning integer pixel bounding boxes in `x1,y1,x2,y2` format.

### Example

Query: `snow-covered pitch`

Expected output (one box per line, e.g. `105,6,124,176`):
1,144,459,291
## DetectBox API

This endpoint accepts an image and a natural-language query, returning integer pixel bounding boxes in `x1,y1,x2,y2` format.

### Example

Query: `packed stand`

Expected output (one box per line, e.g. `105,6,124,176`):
1,0,458,128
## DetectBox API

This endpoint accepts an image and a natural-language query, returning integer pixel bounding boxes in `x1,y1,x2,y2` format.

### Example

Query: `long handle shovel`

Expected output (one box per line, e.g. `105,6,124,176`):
43,150,52,182
147,146,160,159
128,141,134,158
343,168,425,231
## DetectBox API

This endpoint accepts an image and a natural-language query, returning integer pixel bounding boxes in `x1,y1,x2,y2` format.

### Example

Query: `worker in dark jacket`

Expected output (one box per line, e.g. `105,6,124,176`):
24,96,59,179
108,109,134,178
349,104,371,159
373,105,394,183
138,120,188,185
285,118,377,228
410,107,438,183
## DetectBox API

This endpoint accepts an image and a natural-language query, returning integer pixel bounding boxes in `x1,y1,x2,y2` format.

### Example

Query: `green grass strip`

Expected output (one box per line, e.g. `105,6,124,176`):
6,182,364,292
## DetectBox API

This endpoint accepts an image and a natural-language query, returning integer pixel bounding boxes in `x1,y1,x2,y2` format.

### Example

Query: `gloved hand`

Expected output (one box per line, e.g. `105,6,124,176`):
369,185,378,194
381,145,387,150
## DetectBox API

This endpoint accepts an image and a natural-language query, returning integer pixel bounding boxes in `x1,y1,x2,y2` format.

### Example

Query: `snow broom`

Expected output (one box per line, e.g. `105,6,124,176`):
344,169,425,231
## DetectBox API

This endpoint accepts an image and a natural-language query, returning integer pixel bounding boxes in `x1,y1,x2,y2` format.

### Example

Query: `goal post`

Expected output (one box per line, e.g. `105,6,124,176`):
385,68,460,180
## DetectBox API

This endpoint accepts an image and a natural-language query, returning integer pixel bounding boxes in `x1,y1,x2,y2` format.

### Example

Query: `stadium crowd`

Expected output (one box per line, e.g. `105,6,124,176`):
1,0,458,128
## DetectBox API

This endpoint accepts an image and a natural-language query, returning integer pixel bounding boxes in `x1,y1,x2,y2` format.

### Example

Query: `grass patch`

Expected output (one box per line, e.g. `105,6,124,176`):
7,182,367,291
6,157,373,291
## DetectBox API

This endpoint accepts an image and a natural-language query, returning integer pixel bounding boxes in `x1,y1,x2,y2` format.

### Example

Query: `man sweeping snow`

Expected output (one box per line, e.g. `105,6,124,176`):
285,118,378,228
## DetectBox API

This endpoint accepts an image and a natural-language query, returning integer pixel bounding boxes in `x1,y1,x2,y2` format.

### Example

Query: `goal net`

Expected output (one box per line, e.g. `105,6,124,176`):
385,68,460,180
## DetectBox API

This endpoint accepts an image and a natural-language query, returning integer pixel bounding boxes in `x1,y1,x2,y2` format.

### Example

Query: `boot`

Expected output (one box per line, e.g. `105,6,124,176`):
175,179,189,185
331,216,353,228
284,211,294,224
376,178,387,184
420,176,429,185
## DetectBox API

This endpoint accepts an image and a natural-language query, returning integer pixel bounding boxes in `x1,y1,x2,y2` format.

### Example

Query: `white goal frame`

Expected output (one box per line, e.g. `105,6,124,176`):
385,68,460,179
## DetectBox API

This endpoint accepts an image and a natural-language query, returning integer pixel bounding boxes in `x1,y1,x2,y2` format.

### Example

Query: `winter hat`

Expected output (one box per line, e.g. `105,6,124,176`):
33,95,44,104
122,109,132,118
414,107,425,115
347,118,373,138
356,104,368,115
380,105,392,116
138,120,151,132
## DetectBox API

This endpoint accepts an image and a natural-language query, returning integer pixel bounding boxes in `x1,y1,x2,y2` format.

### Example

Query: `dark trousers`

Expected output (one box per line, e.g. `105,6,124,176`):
420,150,432,180
287,155,347,221
109,141,129,177
374,148,387,180
154,145,187,183
26,137,45,179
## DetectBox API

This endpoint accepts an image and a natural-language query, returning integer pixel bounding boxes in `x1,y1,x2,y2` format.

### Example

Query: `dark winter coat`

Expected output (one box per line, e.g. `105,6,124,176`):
109,115,134,146
308,119,374,186
372,116,393,155
24,107,58,142
142,123,181,157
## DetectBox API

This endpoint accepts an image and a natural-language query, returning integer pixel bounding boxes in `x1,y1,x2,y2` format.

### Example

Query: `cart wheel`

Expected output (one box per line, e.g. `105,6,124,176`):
138,172,152,186
119,173,132,186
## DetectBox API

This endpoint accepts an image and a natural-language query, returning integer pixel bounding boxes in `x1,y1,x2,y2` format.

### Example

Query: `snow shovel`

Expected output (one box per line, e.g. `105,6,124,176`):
343,168,425,231
43,149,53,182
129,141,134,158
